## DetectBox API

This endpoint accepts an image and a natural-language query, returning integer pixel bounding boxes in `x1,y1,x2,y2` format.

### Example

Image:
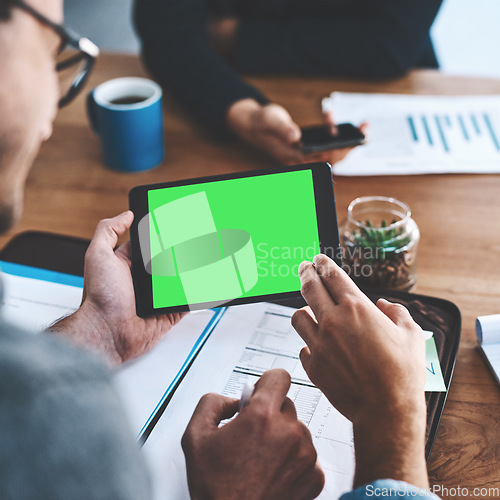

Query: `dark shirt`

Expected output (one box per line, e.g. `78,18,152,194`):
134,0,442,134
0,282,151,500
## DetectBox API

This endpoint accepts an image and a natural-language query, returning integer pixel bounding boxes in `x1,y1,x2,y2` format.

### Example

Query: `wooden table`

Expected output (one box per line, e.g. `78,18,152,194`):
2,54,499,498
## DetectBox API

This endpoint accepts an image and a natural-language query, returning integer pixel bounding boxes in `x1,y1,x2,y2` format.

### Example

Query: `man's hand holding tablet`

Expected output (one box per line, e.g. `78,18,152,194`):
51,211,185,365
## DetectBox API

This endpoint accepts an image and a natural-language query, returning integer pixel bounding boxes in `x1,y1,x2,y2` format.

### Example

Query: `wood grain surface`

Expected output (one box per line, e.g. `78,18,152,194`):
1,54,499,498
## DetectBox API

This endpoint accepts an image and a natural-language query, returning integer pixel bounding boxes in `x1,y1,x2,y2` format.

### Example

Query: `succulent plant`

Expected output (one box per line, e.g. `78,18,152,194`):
343,218,417,290
351,219,412,260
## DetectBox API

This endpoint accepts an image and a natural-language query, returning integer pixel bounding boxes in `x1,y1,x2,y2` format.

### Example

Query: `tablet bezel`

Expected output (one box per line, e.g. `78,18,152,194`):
129,162,341,317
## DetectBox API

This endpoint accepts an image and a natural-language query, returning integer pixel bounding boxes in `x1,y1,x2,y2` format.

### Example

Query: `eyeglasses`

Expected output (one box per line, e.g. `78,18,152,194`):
13,0,100,107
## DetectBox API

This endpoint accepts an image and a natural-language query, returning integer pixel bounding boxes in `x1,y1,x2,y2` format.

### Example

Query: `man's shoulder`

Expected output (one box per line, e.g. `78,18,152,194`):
0,320,151,500
0,319,110,392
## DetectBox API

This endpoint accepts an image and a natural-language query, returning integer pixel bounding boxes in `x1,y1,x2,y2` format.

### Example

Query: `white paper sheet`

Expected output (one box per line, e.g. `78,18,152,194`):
476,314,500,344
0,265,83,332
114,309,219,435
324,93,500,176
482,344,500,379
476,314,500,384
142,303,356,500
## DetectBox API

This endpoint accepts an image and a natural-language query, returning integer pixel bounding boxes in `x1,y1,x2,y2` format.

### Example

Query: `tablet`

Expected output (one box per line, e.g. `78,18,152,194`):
129,162,341,316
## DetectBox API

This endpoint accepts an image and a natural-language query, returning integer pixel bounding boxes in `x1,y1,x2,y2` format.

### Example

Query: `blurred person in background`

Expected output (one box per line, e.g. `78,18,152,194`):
135,0,442,165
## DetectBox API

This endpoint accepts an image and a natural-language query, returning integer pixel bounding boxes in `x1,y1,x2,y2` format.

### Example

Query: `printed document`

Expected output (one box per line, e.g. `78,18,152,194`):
323,93,500,176
142,303,356,500
0,261,83,331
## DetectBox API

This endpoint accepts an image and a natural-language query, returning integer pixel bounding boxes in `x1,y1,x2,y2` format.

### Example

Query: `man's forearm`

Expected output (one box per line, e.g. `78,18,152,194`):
48,303,121,366
352,396,429,489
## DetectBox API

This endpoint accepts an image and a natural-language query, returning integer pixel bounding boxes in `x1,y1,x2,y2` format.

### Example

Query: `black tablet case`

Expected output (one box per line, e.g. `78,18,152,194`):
0,231,461,461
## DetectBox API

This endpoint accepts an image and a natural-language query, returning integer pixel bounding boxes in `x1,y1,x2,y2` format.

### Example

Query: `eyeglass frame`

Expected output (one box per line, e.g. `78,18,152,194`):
12,0,100,107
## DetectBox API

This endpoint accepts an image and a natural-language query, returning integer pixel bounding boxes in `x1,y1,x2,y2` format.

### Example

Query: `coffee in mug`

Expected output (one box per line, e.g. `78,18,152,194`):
109,95,149,106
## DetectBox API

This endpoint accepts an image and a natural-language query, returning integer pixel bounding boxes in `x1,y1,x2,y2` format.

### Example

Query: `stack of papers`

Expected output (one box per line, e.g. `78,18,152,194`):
323,93,500,176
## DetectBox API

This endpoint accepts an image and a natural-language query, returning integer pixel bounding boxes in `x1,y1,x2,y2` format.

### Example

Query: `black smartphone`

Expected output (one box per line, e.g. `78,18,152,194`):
301,123,365,154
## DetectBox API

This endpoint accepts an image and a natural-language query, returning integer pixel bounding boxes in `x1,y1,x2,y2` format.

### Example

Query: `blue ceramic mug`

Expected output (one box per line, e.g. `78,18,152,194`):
87,77,164,172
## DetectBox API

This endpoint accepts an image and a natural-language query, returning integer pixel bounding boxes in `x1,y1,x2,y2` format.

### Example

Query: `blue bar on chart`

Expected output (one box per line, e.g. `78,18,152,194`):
406,112,499,154
458,115,469,141
471,113,481,135
435,116,450,152
407,116,418,142
422,116,433,146
483,113,500,151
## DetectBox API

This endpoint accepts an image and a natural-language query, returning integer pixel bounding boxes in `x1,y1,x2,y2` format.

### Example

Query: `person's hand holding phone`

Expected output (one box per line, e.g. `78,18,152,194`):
226,99,304,165
226,98,367,166
291,254,428,490
182,369,325,500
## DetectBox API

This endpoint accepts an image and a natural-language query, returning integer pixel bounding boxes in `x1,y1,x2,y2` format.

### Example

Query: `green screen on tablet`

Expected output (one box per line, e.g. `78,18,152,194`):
146,169,320,309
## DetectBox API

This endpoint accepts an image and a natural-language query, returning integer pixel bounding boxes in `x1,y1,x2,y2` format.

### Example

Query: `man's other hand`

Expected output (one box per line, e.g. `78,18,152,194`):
182,369,324,500
292,254,428,489
50,211,184,365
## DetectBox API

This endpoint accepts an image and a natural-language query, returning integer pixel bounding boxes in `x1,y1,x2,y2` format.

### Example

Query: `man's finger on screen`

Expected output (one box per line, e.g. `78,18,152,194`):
312,254,360,304
298,260,335,317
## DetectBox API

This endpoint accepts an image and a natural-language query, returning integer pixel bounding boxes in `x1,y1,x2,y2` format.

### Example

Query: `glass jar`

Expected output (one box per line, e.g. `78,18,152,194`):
339,196,420,290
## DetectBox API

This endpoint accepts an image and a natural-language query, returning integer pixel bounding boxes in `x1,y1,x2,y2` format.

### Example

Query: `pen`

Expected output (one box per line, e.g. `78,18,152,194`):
239,380,255,411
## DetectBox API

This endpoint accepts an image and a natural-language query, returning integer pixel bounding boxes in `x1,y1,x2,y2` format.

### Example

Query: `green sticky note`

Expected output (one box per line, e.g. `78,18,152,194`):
424,331,447,392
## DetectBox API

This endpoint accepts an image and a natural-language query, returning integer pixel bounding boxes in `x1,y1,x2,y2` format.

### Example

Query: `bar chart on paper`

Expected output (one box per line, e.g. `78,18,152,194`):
406,112,499,153
324,93,500,175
